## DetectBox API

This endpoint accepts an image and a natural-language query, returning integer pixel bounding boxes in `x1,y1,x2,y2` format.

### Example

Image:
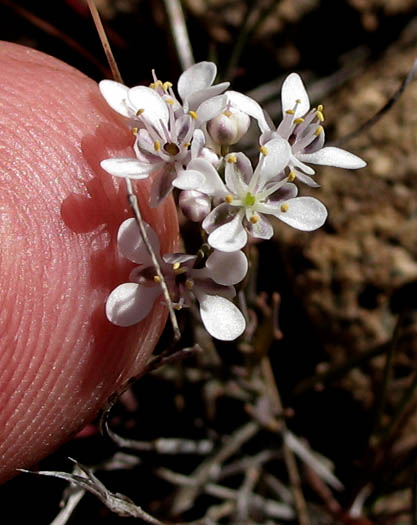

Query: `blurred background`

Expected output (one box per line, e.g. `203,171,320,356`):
2,1,417,523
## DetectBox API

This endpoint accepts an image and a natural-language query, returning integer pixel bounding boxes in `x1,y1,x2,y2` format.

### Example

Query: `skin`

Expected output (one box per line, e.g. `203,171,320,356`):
0,41,178,483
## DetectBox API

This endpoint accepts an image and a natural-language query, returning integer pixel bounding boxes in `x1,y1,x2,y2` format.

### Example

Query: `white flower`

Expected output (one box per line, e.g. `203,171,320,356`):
227,74,366,187
99,63,229,206
106,219,247,341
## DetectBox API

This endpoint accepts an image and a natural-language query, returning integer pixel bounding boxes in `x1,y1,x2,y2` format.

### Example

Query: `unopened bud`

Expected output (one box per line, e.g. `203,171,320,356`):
179,190,211,222
207,108,250,146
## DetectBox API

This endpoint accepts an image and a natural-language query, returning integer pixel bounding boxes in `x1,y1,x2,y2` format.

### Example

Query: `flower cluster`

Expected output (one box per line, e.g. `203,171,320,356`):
100,63,366,340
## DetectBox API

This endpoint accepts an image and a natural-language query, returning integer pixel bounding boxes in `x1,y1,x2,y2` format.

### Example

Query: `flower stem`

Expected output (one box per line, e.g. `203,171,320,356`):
162,0,194,70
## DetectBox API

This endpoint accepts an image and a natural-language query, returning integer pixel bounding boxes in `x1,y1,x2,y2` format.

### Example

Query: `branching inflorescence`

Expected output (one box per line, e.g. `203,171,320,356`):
99,62,366,341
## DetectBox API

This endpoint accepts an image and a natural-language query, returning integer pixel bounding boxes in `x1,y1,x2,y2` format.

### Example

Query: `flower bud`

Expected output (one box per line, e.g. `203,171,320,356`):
179,190,211,222
207,108,250,146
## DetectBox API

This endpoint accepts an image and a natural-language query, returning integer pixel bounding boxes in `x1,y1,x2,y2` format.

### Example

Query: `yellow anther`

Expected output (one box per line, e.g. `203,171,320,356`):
296,99,301,103
223,110,233,117
183,142,191,148
316,110,324,122
149,82,156,89
136,108,145,116
154,141,161,152
281,204,289,213
162,81,173,91
227,154,237,163
185,279,194,290
189,111,198,119
225,194,234,203
294,118,304,124
174,304,183,311
288,171,296,182
166,98,174,105
153,275,161,283
131,127,138,135
317,104,323,111
314,126,323,136
173,262,181,271
286,109,295,115
250,214,259,224
259,145,268,156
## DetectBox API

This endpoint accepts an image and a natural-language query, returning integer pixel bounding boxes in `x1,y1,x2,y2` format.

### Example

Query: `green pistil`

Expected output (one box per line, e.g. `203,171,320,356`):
243,192,256,207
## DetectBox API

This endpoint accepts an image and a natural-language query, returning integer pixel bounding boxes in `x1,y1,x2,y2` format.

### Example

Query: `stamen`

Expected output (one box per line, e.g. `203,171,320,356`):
154,141,161,152
286,109,295,115
294,118,304,124
183,142,191,148
316,110,324,122
259,145,268,156
281,204,289,213
166,98,174,105
174,304,183,311
223,110,233,117
314,126,323,136
227,154,237,163
296,99,301,103
225,194,234,203
173,262,181,270
317,104,324,111
189,111,198,119
288,171,296,182
250,214,259,224
185,279,194,290
131,127,138,135
153,275,161,283
162,81,173,91
136,108,145,116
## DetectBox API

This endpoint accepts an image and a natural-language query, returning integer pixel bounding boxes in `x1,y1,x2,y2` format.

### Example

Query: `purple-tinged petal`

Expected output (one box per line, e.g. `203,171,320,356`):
245,214,274,240
281,73,310,118
196,95,227,123
117,218,160,264
297,147,366,169
225,153,252,191
190,129,206,159
100,158,151,179
227,90,271,132
274,196,327,231
194,290,246,341
207,211,248,252
175,114,193,144
106,282,161,327
179,190,211,222
127,86,169,135
149,165,177,208
267,182,298,202
202,202,235,234
99,80,131,117
206,250,248,286
178,61,217,103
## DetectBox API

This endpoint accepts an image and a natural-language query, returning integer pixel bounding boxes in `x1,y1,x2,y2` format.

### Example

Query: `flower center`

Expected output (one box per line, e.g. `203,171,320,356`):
243,192,256,207
164,142,180,156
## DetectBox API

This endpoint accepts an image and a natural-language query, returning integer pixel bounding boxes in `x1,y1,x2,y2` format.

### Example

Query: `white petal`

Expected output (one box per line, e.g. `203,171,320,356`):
187,83,230,112
100,158,150,179
261,137,292,179
274,197,327,231
281,73,310,118
297,147,366,169
99,80,131,117
118,218,160,264
227,90,270,133
194,291,246,341
127,86,169,135
106,282,161,327
187,158,228,197
178,61,217,102
206,250,248,285
208,212,247,252
196,95,227,123
173,169,205,190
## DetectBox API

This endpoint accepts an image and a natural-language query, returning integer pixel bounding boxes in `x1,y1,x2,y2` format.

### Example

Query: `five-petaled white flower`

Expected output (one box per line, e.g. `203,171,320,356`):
106,219,248,341
227,73,366,187
175,138,328,252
